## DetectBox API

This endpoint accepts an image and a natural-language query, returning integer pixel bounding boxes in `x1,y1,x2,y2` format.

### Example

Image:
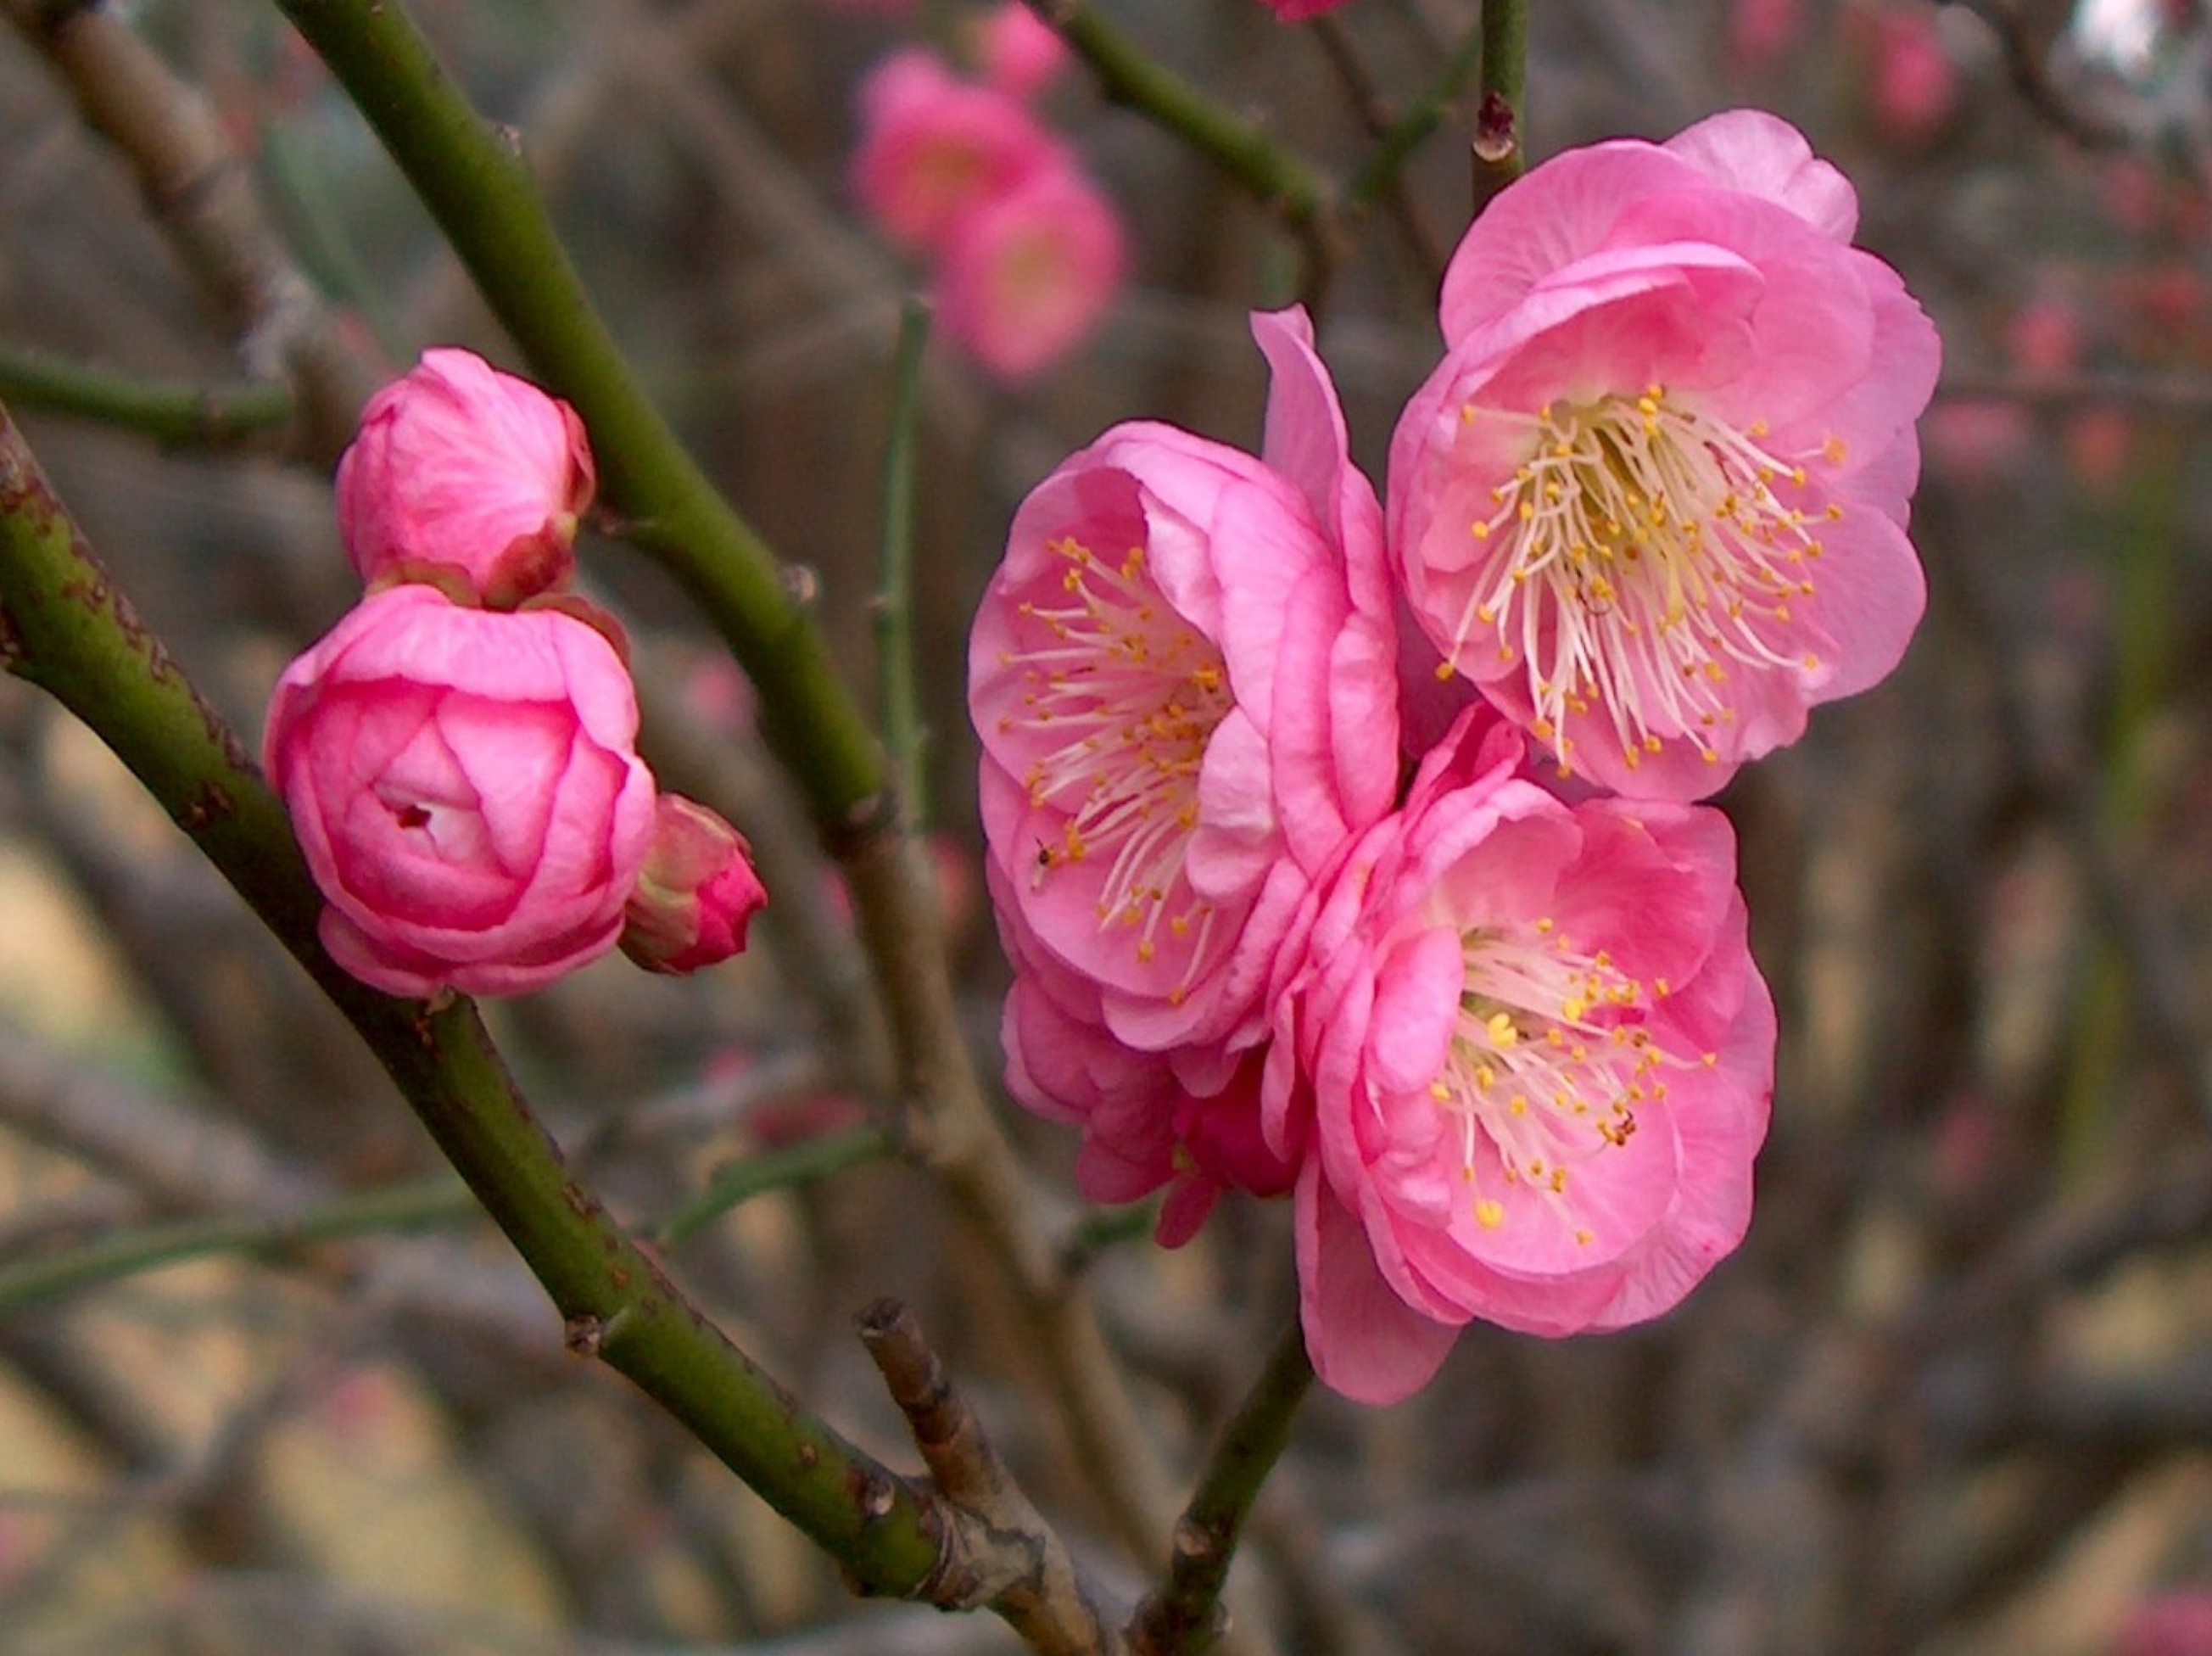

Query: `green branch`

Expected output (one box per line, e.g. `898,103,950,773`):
0,403,941,1596
875,300,931,829
1348,16,1488,212
0,1178,471,1321
1471,0,1529,215
1026,0,1332,233
656,1123,898,1249
0,344,294,446
268,0,889,839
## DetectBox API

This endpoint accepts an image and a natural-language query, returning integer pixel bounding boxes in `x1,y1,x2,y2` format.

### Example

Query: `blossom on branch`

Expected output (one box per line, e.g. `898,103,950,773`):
265,585,658,999
337,348,595,609
974,308,1397,1227
1389,110,1940,798
1261,708,1776,1404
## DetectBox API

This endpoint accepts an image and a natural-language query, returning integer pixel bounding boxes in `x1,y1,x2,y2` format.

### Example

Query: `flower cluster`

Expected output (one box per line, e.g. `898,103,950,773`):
973,113,1939,1403
266,350,766,999
850,5,1123,381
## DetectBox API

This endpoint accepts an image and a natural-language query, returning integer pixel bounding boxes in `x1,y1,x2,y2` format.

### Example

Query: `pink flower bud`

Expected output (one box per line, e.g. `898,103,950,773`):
264,585,657,999
619,794,768,975
336,348,595,608
970,2,1069,100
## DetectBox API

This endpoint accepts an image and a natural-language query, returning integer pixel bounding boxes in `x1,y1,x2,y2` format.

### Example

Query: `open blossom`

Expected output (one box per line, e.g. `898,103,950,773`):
851,48,1064,256
977,309,1397,1215
1389,109,1940,799
337,349,594,608
265,585,656,999
935,165,1126,382
970,1,1069,100
1263,708,1775,1404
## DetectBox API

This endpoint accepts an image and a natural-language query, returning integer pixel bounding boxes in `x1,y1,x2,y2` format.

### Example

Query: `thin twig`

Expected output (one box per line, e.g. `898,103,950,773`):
1131,1320,1315,1656
1307,15,1447,276
0,344,294,447
876,299,933,829
1469,0,1528,216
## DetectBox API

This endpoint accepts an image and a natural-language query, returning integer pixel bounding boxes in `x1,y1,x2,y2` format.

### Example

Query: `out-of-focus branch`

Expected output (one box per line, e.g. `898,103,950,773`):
0,343,294,447
0,0,376,460
0,404,945,1597
875,300,932,827
1309,15,1447,276
1941,0,2129,148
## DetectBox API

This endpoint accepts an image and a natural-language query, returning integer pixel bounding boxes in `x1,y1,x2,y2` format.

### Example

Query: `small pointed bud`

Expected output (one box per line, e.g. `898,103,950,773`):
619,795,768,975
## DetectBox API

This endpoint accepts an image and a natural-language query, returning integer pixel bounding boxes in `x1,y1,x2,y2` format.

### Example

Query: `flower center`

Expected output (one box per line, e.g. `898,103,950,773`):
998,534,1234,986
1445,386,1846,775
1429,918,1712,1242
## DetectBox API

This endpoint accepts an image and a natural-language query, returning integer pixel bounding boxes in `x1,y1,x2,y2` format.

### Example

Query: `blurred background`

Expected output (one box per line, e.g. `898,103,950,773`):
4,0,2212,1652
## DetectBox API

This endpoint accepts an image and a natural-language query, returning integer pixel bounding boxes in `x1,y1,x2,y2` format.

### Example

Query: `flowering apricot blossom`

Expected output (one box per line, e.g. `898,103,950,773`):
935,166,1126,383
976,308,1397,1193
1263,708,1775,1403
850,49,1063,256
1389,110,1940,798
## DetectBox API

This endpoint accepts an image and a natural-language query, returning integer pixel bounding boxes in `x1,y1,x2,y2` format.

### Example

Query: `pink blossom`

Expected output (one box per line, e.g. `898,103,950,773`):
265,585,657,999
336,349,594,608
1863,8,1957,143
2117,1593,2212,1656
977,309,1396,1219
1727,0,1807,74
851,49,1064,257
970,2,1069,100
1389,109,1940,799
1259,0,1356,19
934,165,1126,381
1263,708,1775,1403
619,794,768,975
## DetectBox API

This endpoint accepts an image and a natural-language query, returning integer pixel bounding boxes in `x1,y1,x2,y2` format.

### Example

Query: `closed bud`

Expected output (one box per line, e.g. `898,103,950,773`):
619,795,768,975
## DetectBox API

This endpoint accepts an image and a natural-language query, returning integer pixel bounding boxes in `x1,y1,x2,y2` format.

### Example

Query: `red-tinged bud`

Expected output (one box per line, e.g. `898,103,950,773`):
619,795,768,975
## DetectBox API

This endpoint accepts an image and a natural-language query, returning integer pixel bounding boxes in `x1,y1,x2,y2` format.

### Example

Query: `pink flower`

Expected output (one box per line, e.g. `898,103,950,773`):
977,309,1397,1219
1863,8,1957,143
970,2,1069,100
934,165,1126,381
1389,109,1940,799
1263,708,1775,1404
851,49,1064,256
619,794,768,974
337,349,594,608
1259,0,1355,18
265,585,657,999
2118,1594,2212,1656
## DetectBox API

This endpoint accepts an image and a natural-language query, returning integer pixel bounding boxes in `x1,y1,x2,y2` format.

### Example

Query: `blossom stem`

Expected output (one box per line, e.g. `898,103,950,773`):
876,299,933,828
1470,0,1529,215
0,403,945,1597
1022,1,1333,238
1130,1318,1315,1656
0,343,294,447
267,0,887,836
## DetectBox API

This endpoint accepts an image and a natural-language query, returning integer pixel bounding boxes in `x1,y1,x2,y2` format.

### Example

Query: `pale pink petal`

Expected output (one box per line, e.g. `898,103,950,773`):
1663,108,1859,240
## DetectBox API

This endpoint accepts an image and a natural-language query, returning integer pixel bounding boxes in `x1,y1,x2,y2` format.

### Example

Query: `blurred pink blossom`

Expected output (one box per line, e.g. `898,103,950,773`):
1924,400,2034,488
976,309,1398,1222
934,165,1126,381
265,585,656,999
971,1,1070,99
2117,1592,2212,1656
336,348,594,609
1863,8,1957,142
1259,0,1356,17
1729,0,1807,73
850,48,1063,256
1262,708,1776,1403
1389,109,1940,799
620,794,768,975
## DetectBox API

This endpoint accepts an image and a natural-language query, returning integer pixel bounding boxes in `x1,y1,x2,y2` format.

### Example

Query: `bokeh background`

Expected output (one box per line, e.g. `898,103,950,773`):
4,1,2212,1652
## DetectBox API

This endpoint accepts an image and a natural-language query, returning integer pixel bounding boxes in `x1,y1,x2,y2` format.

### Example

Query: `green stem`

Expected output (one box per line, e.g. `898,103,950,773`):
268,0,889,839
0,404,941,1596
1131,1319,1315,1656
875,300,931,829
1470,0,1528,215
656,1124,899,1248
0,1178,472,1320
1348,17,1488,211
1027,0,1332,234
0,344,293,446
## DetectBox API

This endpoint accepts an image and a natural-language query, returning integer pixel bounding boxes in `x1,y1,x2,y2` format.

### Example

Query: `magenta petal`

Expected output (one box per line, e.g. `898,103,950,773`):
1298,1165,1461,1407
